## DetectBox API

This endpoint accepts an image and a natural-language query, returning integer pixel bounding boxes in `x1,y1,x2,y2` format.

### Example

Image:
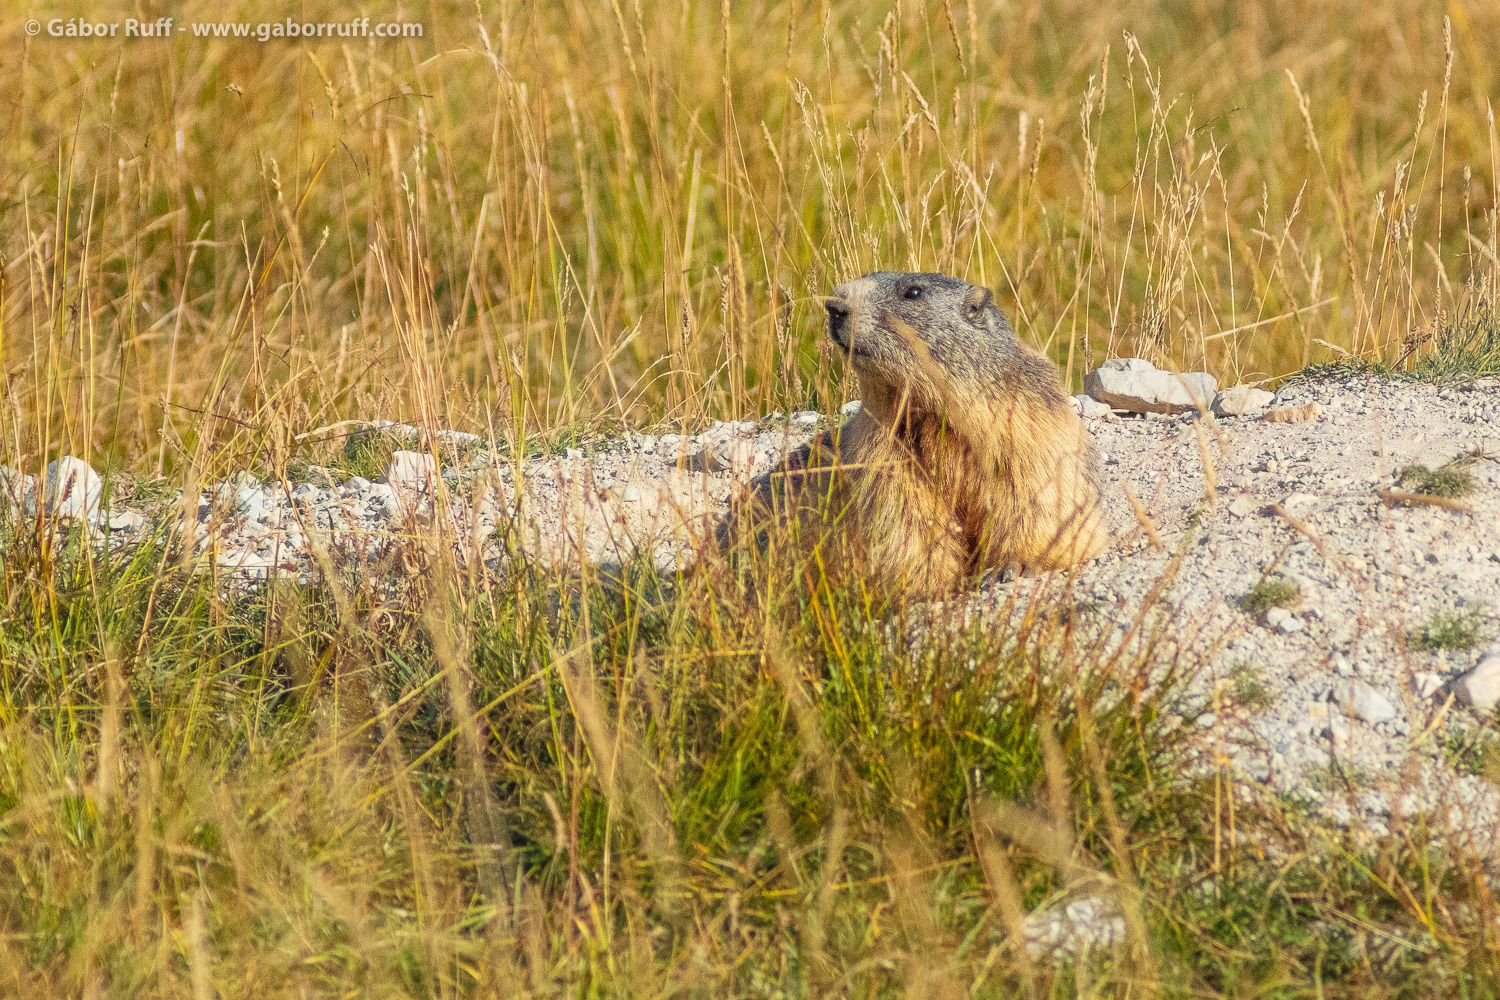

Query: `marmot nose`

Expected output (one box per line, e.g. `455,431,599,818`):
825,298,851,340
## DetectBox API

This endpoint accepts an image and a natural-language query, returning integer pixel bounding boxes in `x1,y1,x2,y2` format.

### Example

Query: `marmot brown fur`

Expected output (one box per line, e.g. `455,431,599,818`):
747,272,1105,597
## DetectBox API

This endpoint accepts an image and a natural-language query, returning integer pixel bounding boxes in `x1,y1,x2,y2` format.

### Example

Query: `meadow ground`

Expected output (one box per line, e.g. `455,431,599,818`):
4,0,1500,995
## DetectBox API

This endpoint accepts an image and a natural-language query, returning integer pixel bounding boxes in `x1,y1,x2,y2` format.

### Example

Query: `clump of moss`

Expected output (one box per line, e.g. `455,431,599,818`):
1410,605,1487,652
1230,663,1273,710
1239,578,1300,616
1397,452,1480,498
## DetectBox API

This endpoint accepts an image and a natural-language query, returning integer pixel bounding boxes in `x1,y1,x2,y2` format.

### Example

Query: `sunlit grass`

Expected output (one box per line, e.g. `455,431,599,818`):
5,0,1500,994
4,0,1500,478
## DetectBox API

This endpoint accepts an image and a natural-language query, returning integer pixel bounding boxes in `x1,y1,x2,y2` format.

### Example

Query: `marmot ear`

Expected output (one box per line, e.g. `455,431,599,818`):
962,284,994,323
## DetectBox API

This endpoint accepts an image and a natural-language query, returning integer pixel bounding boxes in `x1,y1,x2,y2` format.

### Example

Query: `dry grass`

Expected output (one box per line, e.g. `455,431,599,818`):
4,0,1500,478
7,1,1500,995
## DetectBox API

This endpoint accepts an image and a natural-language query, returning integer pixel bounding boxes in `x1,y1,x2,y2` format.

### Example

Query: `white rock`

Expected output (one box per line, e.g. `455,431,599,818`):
43,457,104,520
1412,671,1445,700
1072,394,1113,418
384,451,438,490
216,546,276,580
1330,680,1397,724
1278,617,1305,634
791,410,822,425
107,510,145,532
0,466,36,513
1098,357,1158,372
236,485,267,514
1211,386,1275,416
1281,492,1320,514
839,400,863,417
1452,653,1500,711
212,472,259,504
622,485,644,502
1227,496,1256,517
1265,607,1291,627
346,475,373,493
1083,366,1217,414
718,439,758,475
1023,896,1125,958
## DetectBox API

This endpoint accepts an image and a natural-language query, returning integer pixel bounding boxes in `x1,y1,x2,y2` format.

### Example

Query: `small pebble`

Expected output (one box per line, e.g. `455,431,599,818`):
1330,680,1397,724
1453,653,1500,711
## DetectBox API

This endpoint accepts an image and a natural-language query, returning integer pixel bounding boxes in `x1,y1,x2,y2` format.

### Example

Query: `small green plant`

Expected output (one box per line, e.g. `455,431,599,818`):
285,462,340,487
1397,455,1478,498
1441,728,1499,777
1229,662,1273,710
337,430,404,481
1410,605,1487,651
1239,578,1300,616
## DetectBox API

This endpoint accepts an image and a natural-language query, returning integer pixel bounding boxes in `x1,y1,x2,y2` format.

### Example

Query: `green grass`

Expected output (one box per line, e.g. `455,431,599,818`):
283,461,342,488
337,429,407,482
1397,451,1482,499
1228,663,1274,711
1402,300,1500,383
1239,579,1301,617
0,519,1193,994
1442,727,1499,778
1397,464,1477,498
5,516,1500,994
1409,605,1487,652
1301,302,1500,386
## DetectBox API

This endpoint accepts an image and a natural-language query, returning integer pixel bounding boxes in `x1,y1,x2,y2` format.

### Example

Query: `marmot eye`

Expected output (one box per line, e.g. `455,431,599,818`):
903,285,923,300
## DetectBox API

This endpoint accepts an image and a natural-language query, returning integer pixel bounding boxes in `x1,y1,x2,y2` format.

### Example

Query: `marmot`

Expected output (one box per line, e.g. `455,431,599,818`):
749,272,1105,596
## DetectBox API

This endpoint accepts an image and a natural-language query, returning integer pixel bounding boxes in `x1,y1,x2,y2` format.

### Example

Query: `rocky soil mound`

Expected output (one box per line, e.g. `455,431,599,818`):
6,371,1500,842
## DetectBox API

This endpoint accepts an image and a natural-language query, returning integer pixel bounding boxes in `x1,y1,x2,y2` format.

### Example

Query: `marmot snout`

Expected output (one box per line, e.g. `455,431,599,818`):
815,271,1105,595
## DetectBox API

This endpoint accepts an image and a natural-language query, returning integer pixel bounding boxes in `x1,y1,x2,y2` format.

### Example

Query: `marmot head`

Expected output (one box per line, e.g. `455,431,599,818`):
825,272,1022,404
